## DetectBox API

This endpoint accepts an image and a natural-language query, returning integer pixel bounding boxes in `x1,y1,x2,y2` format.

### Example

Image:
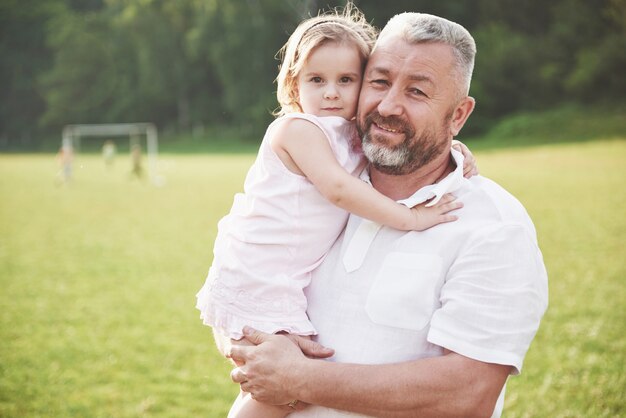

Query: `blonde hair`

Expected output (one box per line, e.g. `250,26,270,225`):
274,2,377,116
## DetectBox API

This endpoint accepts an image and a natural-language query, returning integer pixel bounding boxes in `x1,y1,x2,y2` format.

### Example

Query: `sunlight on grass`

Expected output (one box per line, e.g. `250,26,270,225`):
1,140,624,417
0,154,254,417
479,140,625,417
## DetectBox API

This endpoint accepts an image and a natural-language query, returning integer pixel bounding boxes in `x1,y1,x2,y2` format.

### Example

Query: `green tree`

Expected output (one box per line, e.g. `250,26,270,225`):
0,0,64,147
555,0,626,101
2,0,624,148
40,10,125,130
195,0,298,134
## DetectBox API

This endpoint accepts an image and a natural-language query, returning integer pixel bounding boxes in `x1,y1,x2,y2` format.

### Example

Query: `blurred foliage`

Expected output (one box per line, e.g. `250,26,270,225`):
1,0,624,149
465,103,626,150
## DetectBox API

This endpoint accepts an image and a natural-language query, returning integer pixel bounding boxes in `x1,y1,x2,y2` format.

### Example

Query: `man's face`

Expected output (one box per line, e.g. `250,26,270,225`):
357,38,461,175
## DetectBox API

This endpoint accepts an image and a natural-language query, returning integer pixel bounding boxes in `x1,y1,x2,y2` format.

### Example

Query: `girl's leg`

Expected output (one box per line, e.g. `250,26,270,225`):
228,391,290,418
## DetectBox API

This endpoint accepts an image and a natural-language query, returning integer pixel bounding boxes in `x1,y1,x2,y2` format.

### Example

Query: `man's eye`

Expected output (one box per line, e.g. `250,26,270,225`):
409,88,427,97
371,79,388,86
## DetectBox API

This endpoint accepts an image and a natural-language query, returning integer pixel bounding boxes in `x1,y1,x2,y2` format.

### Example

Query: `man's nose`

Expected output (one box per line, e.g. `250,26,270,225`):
377,86,403,116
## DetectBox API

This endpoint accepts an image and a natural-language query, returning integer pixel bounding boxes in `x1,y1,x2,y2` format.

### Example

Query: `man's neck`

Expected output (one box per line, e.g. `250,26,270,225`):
369,148,455,200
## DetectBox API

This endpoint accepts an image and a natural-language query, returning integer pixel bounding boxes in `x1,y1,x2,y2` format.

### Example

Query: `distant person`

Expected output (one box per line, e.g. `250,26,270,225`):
130,143,143,179
226,10,548,418
102,140,117,169
56,140,74,185
195,5,478,418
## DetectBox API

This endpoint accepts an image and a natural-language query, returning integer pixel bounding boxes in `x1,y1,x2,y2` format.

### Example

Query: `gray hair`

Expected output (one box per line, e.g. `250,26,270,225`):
376,13,476,96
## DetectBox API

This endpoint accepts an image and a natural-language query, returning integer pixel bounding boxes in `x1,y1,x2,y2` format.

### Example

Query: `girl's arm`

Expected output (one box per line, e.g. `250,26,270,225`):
270,118,461,231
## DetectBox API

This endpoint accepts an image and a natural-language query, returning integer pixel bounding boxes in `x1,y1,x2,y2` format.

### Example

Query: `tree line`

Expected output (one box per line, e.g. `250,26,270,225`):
1,0,624,149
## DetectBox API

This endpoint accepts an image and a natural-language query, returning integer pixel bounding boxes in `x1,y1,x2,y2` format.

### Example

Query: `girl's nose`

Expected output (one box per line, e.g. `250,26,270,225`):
324,85,339,99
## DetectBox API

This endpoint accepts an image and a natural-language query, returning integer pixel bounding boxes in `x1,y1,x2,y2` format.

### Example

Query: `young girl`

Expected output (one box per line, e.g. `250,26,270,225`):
196,4,476,417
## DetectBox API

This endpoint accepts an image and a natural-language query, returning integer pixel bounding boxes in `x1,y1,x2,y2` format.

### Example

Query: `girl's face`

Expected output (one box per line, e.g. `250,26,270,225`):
296,42,363,120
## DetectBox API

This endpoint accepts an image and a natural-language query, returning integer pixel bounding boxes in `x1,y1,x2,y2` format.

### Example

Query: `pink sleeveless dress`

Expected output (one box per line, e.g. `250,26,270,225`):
195,113,363,339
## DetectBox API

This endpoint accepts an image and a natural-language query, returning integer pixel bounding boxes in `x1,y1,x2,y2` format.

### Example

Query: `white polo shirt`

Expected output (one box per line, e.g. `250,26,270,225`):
293,149,549,418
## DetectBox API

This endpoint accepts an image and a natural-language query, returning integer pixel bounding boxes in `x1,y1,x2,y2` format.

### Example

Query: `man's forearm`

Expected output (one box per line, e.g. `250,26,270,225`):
293,352,510,418
229,329,510,417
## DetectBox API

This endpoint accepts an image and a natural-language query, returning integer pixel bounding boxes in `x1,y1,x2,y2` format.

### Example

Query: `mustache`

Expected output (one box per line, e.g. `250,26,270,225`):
363,112,415,139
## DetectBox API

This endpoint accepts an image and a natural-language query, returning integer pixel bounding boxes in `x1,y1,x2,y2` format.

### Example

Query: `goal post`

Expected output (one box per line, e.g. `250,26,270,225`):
62,123,161,184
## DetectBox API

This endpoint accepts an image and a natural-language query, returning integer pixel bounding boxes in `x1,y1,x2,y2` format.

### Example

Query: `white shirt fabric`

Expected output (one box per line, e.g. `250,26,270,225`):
292,148,549,418
196,113,363,339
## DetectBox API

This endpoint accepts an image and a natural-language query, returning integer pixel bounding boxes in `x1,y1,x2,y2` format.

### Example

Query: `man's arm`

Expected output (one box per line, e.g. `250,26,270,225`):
231,328,510,418
296,350,510,418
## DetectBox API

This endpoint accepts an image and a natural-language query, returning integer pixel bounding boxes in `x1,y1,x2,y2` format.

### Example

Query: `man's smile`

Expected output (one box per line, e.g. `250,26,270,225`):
373,122,400,133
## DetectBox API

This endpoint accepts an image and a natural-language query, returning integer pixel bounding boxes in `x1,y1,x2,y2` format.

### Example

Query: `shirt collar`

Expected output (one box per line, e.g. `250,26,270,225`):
360,147,466,208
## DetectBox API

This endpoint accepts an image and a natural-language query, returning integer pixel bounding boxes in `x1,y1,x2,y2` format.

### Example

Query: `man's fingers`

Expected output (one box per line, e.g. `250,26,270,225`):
228,344,252,364
297,337,334,358
280,333,334,358
230,366,248,383
242,326,270,345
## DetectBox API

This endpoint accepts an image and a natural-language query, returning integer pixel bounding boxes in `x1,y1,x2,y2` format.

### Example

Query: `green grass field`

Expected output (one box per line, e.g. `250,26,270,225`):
1,139,625,417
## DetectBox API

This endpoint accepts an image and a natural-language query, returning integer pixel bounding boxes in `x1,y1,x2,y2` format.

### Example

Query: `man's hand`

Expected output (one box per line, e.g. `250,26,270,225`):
278,332,335,359
216,327,333,365
212,329,255,367
229,327,320,405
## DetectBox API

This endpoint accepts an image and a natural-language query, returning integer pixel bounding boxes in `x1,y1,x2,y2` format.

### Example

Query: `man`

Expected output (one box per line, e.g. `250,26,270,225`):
226,13,548,418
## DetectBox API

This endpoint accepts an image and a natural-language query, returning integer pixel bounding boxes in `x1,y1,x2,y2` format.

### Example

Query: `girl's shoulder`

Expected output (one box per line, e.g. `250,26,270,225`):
277,112,353,127
269,113,326,142
271,113,355,141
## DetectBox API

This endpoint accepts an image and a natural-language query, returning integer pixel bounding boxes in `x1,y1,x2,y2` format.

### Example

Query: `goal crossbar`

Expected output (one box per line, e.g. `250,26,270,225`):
62,123,159,182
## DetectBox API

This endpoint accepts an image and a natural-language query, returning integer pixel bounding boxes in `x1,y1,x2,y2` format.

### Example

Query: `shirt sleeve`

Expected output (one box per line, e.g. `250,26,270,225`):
427,223,548,374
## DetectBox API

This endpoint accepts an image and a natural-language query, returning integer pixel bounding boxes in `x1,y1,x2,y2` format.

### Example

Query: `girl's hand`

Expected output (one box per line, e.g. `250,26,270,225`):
452,140,478,178
409,194,463,231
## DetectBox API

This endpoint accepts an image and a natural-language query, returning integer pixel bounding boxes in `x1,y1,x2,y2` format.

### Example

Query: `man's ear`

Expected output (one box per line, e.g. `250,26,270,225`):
450,96,475,137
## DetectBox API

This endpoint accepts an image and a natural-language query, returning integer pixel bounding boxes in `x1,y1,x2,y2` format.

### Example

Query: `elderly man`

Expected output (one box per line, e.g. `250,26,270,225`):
227,12,548,418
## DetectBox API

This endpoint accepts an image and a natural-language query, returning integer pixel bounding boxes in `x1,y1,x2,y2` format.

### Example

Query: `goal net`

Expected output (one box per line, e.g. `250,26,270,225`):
61,123,161,184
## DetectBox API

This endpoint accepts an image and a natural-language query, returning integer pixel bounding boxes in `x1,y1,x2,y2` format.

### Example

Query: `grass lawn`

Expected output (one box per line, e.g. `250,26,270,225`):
1,139,624,417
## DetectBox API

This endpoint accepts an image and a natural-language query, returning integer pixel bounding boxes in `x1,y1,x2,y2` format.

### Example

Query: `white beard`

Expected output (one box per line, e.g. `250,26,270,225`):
362,139,410,169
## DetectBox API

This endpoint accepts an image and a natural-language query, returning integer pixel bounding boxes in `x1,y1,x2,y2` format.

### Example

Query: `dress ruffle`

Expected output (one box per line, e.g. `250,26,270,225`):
195,277,317,340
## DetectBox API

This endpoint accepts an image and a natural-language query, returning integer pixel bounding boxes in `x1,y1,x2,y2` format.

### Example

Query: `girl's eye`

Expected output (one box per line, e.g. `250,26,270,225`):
311,77,323,83
339,76,353,83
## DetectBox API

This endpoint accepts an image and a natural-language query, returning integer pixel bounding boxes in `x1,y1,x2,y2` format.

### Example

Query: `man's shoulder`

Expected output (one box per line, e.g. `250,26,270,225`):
451,176,544,270
461,175,535,231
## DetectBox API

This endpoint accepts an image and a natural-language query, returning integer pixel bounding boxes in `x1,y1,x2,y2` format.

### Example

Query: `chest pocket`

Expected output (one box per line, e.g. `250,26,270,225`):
365,252,443,331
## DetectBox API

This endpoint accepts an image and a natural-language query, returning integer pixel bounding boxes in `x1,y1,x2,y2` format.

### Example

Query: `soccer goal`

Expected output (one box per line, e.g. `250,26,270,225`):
61,123,162,184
